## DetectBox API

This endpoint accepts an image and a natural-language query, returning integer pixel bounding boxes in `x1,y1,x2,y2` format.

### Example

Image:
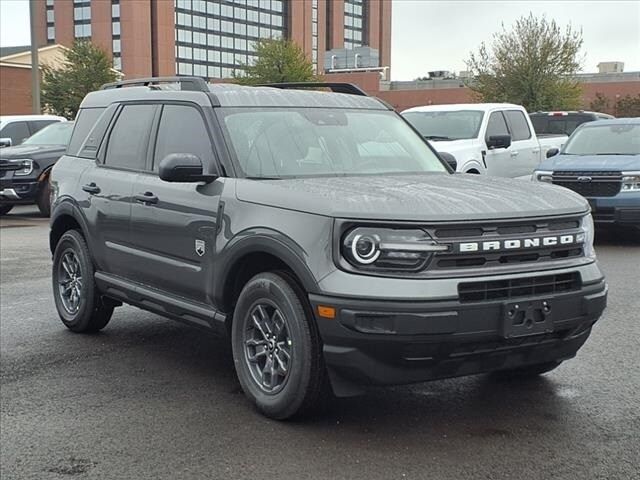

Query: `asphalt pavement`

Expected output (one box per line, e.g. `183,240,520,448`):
1,205,639,480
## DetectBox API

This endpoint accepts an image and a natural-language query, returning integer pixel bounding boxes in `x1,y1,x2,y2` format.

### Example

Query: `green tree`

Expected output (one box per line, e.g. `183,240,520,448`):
589,92,610,113
615,94,640,117
234,39,318,85
42,41,118,118
465,14,584,111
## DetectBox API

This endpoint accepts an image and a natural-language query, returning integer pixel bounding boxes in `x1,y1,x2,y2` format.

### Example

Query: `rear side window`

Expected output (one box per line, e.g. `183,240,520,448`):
485,112,509,139
29,119,58,135
504,110,532,141
0,121,30,146
153,104,213,171
104,104,156,171
67,108,105,156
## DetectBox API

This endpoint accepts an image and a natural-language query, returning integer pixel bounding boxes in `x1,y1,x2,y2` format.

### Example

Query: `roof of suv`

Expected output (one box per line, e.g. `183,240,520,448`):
79,82,388,110
577,117,640,127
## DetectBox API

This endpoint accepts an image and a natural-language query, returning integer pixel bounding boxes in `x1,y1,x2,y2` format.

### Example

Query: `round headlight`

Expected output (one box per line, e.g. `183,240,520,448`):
351,234,381,264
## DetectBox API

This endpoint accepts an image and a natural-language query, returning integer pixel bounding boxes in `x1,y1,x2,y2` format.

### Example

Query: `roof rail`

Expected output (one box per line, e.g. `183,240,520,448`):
259,82,368,97
101,76,209,92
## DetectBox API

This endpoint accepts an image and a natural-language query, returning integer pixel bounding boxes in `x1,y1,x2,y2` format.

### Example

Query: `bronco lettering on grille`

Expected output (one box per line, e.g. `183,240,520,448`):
457,234,580,253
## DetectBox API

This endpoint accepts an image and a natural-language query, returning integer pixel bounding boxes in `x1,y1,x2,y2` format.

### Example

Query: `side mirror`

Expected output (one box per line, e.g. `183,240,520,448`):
546,147,560,158
158,153,217,183
0,138,12,148
486,134,511,149
439,152,457,172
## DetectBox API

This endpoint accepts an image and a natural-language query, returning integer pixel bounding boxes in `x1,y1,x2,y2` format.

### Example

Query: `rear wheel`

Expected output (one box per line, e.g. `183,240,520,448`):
0,205,13,216
36,179,51,217
52,230,114,332
493,360,562,380
231,272,328,420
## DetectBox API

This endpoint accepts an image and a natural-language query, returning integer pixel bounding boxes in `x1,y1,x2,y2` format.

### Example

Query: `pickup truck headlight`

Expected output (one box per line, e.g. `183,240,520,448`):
342,227,448,272
580,214,596,259
13,159,34,176
621,172,640,192
533,170,553,183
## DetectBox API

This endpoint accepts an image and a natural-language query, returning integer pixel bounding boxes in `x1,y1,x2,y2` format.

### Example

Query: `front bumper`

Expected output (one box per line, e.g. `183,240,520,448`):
588,192,640,226
310,272,607,395
0,179,39,204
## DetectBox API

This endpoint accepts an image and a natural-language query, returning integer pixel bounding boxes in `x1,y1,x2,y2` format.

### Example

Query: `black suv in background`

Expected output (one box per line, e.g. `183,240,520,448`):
530,111,614,136
50,78,607,419
0,121,74,216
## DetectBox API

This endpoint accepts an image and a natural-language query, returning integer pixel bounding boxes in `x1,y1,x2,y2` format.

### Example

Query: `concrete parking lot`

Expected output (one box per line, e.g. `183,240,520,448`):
1,205,639,480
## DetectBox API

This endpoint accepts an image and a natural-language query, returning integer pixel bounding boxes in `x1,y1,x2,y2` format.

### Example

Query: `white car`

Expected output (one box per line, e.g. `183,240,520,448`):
402,103,567,178
0,114,67,148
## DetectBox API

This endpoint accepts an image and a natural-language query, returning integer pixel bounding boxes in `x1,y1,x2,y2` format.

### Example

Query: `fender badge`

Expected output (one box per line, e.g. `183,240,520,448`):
195,239,206,257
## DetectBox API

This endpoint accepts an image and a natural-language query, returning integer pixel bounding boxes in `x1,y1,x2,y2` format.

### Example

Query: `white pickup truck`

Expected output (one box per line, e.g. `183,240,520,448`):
402,103,567,178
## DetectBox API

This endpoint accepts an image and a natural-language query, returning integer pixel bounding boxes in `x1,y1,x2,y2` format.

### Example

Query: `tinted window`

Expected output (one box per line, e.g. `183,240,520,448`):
153,105,213,171
105,105,156,170
29,119,58,135
68,108,105,156
0,121,30,145
485,112,509,139
504,110,531,141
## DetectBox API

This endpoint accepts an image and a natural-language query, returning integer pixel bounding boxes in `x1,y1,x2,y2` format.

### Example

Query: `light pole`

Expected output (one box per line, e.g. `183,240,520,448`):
29,0,41,114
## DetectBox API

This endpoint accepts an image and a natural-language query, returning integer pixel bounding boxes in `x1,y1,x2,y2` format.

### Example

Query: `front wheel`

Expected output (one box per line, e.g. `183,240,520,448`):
231,272,328,420
52,230,114,332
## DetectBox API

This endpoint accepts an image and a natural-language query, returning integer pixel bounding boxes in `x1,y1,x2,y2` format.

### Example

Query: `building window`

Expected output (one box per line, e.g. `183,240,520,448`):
73,1,91,40
111,0,121,71
46,1,55,44
344,0,365,49
174,0,288,79
47,26,55,42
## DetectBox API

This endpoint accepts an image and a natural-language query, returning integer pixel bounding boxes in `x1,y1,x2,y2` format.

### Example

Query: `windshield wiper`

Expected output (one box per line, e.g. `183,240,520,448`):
594,153,630,156
423,135,453,141
245,176,282,180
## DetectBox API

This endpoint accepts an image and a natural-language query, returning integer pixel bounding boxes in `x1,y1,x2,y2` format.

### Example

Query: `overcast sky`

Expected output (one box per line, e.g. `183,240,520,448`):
1,0,638,80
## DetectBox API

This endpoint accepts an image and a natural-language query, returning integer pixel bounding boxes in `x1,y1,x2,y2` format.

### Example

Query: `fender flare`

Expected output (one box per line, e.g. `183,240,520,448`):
213,228,319,309
49,198,91,253
460,159,484,174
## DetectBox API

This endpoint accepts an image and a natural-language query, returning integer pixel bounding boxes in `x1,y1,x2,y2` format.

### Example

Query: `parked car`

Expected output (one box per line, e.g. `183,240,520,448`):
49,78,606,420
0,114,66,148
534,118,640,228
530,111,614,137
0,121,73,216
402,103,567,178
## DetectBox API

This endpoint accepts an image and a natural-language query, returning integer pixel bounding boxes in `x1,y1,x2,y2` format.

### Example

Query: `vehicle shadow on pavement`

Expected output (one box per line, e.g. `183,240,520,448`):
594,225,640,245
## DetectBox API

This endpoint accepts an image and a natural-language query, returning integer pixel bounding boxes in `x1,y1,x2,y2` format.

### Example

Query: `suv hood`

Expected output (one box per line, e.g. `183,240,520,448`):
539,153,640,172
428,138,478,154
235,173,588,222
0,144,66,160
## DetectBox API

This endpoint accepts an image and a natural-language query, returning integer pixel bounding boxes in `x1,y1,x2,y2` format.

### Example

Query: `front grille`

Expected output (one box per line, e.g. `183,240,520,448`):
458,272,581,303
430,217,584,271
552,171,622,197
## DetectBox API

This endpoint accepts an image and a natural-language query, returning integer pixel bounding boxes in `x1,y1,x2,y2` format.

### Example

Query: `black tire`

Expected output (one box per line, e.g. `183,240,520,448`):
231,271,328,420
36,179,51,217
493,360,562,380
0,205,13,216
52,230,114,333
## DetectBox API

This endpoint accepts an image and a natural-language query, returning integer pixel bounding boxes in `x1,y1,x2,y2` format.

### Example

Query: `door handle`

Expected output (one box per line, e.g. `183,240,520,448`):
532,148,540,154
82,182,101,194
510,150,519,157
134,191,158,205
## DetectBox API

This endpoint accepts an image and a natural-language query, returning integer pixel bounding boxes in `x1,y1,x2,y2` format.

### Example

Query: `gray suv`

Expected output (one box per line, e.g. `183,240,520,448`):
50,77,607,419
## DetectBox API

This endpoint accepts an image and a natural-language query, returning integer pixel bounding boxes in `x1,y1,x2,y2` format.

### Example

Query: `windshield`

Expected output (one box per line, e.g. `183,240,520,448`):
217,108,447,178
402,110,484,140
23,122,73,146
563,123,640,155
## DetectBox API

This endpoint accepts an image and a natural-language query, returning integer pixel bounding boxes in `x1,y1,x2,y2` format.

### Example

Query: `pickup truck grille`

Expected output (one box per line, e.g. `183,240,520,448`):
458,272,581,302
428,216,584,272
551,171,622,197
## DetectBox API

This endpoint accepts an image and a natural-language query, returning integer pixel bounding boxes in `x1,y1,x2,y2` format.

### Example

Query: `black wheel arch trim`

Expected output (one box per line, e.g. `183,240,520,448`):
49,198,91,254
213,229,320,310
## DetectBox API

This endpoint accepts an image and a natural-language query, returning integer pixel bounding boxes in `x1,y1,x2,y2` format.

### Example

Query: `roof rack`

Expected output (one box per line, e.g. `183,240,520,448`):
101,76,209,92
259,82,368,97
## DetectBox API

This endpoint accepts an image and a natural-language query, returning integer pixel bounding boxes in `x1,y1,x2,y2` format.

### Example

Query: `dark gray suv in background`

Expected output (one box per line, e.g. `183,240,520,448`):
50,78,607,419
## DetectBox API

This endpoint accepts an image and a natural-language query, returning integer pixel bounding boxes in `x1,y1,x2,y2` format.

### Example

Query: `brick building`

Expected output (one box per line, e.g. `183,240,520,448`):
35,0,392,80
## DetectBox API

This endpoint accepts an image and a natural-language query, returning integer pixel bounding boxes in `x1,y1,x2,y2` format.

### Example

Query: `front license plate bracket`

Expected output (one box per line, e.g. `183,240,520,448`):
502,299,553,338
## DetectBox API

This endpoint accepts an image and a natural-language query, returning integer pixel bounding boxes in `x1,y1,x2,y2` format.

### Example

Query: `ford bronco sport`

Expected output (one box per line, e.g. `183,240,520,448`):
50,77,607,419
